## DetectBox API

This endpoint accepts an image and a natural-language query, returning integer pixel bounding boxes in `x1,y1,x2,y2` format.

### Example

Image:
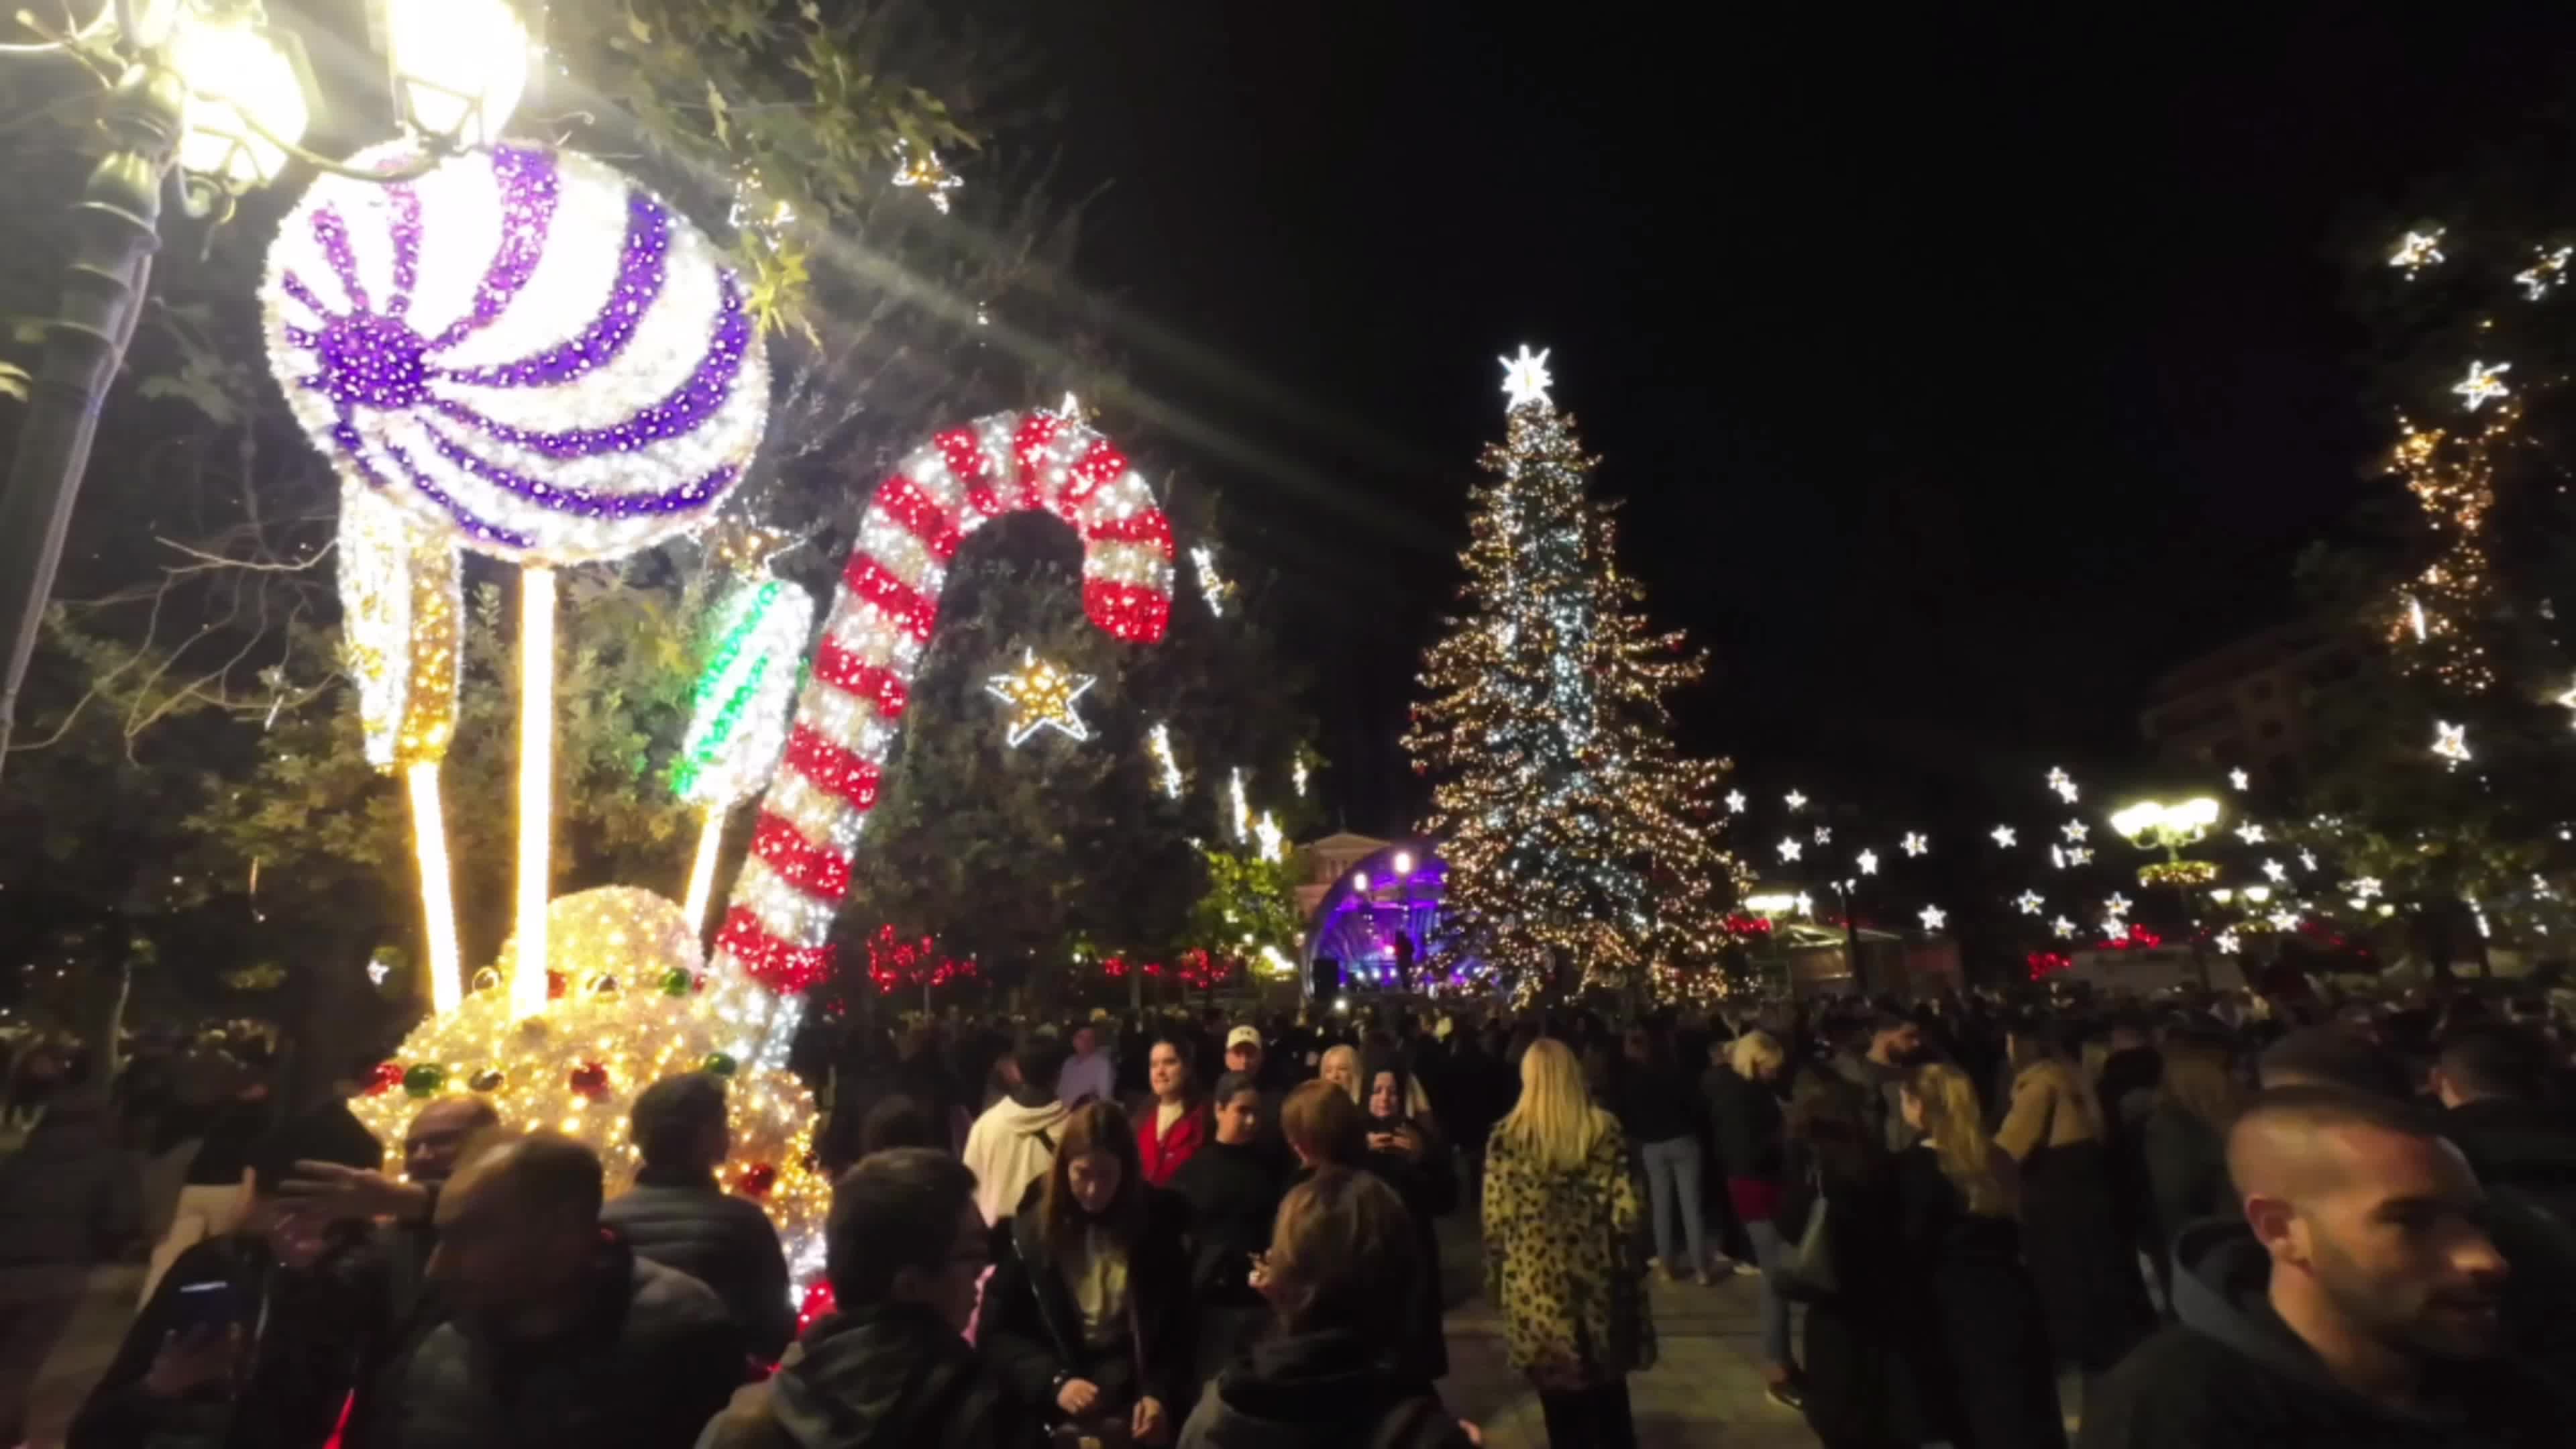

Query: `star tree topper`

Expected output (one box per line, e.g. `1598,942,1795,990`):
986,649,1096,747
1499,345,1554,410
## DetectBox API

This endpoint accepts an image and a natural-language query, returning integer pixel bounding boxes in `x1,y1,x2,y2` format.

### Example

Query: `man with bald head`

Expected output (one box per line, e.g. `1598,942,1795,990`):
2079,1086,2569,1446
359,1132,742,1449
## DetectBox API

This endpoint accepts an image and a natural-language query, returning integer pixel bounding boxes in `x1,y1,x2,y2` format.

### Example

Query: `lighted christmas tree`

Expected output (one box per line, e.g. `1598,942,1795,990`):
1404,347,1743,1003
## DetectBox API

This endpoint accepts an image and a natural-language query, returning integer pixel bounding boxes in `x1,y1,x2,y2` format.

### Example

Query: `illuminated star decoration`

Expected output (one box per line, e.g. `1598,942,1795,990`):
367,957,392,986
1250,812,1285,863
1499,344,1555,410
1813,825,1833,845
2061,820,2089,843
2516,245,2571,300
2432,719,2472,769
1144,722,1184,799
1777,837,1804,863
2047,767,2079,804
2299,849,2318,872
1919,904,1947,932
2015,890,2045,916
1795,892,1815,917
2390,227,2446,276
1902,832,1929,858
1856,848,1880,875
2051,916,2077,940
1784,790,1809,812
2261,858,2288,883
984,649,1095,747
1189,544,1231,618
2454,360,2512,412
891,142,963,213
2229,768,2250,791
1990,825,2019,848
2104,892,2133,917
2350,876,2383,900
2268,910,2302,932
1725,790,1748,813
2236,823,2267,845
2216,928,2243,955
2068,845,2094,865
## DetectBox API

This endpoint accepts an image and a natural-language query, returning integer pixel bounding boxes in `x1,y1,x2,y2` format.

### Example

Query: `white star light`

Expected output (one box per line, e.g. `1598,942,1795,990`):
2067,845,2094,865
1250,812,1285,863
2015,890,2045,916
2349,877,2383,900
2262,858,2288,883
2046,767,2080,804
366,958,392,986
1778,837,1803,863
2216,928,2243,955
1991,825,2019,849
1499,345,1555,410
2061,820,2089,843
2390,228,2446,276
1856,848,1880,875
2237,823,2267,844
2268,910,2302,932
1902,832,1929,858
1919,904,1947,932
985,650,1096,747
2298,849,2318,872
1725,790,1748,813
1813,825,1833,845
2454,360,2512,411
2051,916,2077,939
1795,891,1815,918
2229,768,2250,791
1784,790,1809,812
2105,893,2133,916
2517,245,2571,300
2104,919,2129,943
2433,720,2471,768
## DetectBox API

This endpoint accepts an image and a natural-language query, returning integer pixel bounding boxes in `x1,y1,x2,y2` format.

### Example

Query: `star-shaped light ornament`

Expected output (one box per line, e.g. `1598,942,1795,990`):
2268,910,2303,932
1725,790,1748,814
2216,928,2243,955
2454,360,2512,412
2299,849,2318,873
2433,720,2472,769
1813,825,1833,845
366,956,392,986
2105,893,2134,916
1794,892,1815,918
1784,790,1809,812
2517,245,2571,300
1250,812,1285,863
891,142,964,212
1919,904,1947,932
1778,837,1804,863
985,650,1096,747
1856,848,1880,876
2015,890,2045,916
2230,768,2251,791
1991,825,2019,849
2390,228,2446,276
2061,820,2089,843
2261,858,2288,883
1901,832,1929,858
2046,767,2079,804
2237,823,2267,845
2051,916,2078,940
1499,345,1555,410
2349,877,2384,901
2066,845,2094,866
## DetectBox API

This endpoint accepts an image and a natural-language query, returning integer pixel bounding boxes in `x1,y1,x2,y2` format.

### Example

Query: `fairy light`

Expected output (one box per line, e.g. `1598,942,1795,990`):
1190,545,1231,617
1228,769,1252,841
1901,832,1928,857
2385,411,2512,691
1146,722,1184,799
2015,890,2044,915
1990,825,2018,848
1918,904,1946,932
1499,344,1554,409
2454,360,2512,411
682,814,726,938
984,650,1095,747
891,142,963,212
2390,228,2445,276
339,484,462,769
2516,245,2570,299
2433,719,2471,769
514,567,557,1019
407,762,463,1014
1291,755,1309,798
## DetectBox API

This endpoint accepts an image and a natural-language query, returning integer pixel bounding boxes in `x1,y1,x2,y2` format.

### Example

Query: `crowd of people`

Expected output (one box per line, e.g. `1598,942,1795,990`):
0,981,2571,1447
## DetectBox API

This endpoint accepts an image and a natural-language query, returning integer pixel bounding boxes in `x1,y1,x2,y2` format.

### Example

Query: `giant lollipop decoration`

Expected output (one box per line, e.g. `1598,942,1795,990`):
673,573,814,934
711,409,1174,1057
264,141,770,1017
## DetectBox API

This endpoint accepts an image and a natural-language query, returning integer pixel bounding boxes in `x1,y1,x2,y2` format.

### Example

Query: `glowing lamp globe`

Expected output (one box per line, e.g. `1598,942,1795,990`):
261,142,770,565
167,11,312,189
384,0,530,148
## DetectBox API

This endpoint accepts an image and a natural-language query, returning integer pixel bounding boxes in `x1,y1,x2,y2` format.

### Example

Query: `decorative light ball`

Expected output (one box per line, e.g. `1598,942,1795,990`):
659,967,693,998
468,1067,504,1092
494,888,706,1001
796,1280,837,1336
568,1061,610,1099
472,967,502,994
737,1161,777,1198
700,1051,737,1078
588,973,620,998
401,1064,447,1098
367,1061,406,1097
261,142,771,566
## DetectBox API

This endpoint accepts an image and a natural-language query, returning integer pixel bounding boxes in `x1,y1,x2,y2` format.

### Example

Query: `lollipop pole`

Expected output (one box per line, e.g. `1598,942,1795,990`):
682,805,725,938
513,566,557,1018
405,761,463,1014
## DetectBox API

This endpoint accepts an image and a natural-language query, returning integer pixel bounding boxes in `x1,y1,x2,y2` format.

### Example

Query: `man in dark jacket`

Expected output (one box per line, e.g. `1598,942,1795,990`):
364,1131,743,1449
1169,1073,1285,1387
604,1073,796,1358
2080,1086,2572,1448
2431,1024,2576,1228
698,1147,1037,1448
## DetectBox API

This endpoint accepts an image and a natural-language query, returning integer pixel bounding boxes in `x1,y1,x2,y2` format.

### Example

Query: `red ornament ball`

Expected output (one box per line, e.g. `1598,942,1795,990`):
366,1061,405,1097
546,969,568,1000
796,1279,837,1335
568,1061,610,1099
738,1162,777,1198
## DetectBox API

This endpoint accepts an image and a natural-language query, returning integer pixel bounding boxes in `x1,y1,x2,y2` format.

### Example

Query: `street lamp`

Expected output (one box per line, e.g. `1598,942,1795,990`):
2113,796,2222,983
0,0,532,779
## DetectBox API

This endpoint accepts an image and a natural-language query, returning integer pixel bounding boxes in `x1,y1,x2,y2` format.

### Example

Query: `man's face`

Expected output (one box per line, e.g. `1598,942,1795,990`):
1214,1090,1260,1146
1226,1039,1262,1077
924,1200,989,1334
403,1101,487,1185
1071,1026,1097,1058
1149,1043,1185,1099
427,1161,581,1320
1872,1024,1923,1064
2277,1129,2508,1360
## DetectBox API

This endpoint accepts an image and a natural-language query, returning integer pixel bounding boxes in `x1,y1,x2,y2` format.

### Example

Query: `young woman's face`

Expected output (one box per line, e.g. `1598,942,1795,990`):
1067,1150,1122,1215
1322,1052,1356,1093
1149,1043,1187,1101
1368,1071,1402,1120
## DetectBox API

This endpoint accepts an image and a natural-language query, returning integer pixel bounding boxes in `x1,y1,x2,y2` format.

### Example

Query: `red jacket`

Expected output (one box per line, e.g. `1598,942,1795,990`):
1136,1101,1208,1186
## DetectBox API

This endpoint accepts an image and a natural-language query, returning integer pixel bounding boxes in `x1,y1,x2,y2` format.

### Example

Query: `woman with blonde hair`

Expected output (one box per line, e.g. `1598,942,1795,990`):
1897,1062,2065,1448
1996,1019,2152,1375
1483,1038,1652,1448
1705,1030,1799,1405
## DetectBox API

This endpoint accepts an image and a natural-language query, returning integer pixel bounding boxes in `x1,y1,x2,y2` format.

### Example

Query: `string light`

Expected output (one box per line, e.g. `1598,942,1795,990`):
2453,360,2512,411
1228,768,1252,842
339,484,460,771
984,650,1095,747
1189,544,1231,617
1251,812,1285,863
407,763,462,1013
1146,722,1184,799
2516,244,2570,299
890,142,963,212
2384,411,2512,692
1291,754,1309,798
2390,227,2446,276
514,568,557,1019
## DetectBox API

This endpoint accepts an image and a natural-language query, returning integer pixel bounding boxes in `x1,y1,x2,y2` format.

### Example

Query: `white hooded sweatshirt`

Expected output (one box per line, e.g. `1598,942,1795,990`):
961,1095,1069,1226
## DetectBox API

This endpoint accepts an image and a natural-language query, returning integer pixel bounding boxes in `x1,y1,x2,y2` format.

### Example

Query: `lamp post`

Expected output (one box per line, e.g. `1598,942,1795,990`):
0,0,529,782
2112,796,2222,988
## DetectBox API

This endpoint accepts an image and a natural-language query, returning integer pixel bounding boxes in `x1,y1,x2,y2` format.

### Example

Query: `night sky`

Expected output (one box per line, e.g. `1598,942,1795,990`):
1018,3,2576,833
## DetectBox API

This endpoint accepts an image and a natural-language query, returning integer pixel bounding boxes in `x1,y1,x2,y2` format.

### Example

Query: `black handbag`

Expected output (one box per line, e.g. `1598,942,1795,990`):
1770,1167,1839,1303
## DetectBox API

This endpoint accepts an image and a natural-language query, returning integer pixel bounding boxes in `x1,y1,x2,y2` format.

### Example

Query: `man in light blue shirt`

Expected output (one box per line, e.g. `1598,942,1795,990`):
1055,1022,1116,1109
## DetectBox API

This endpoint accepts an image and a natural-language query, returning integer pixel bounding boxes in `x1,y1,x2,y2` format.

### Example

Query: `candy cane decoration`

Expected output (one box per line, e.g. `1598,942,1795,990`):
712,409,1173,1003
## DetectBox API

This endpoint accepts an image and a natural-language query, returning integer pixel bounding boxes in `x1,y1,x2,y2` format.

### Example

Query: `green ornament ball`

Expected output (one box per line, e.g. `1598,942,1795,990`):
401,1064,447,1099
701,1051,737,1078
660,968,693,998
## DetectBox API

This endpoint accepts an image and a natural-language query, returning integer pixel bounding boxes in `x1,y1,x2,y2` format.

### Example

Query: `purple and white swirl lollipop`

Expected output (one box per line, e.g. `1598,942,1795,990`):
262,142,770,565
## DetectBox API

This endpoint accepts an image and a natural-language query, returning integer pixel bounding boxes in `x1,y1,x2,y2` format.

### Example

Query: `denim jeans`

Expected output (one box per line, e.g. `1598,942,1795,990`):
1744,1217,1794,1370
1638,1135,1706,1273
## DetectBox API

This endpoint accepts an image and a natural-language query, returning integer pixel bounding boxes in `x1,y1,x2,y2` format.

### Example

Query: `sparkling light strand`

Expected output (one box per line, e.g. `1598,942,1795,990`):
513,566,557,1019
406,761,463,1014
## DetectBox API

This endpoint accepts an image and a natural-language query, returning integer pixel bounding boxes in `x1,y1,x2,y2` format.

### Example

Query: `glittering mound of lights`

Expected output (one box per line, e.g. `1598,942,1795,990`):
262,141,769,566
348,888,828,1283
712,409,1174,999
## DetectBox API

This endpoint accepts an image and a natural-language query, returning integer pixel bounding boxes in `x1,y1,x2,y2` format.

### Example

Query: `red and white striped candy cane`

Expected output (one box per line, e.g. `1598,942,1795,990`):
712,409,1173,1000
